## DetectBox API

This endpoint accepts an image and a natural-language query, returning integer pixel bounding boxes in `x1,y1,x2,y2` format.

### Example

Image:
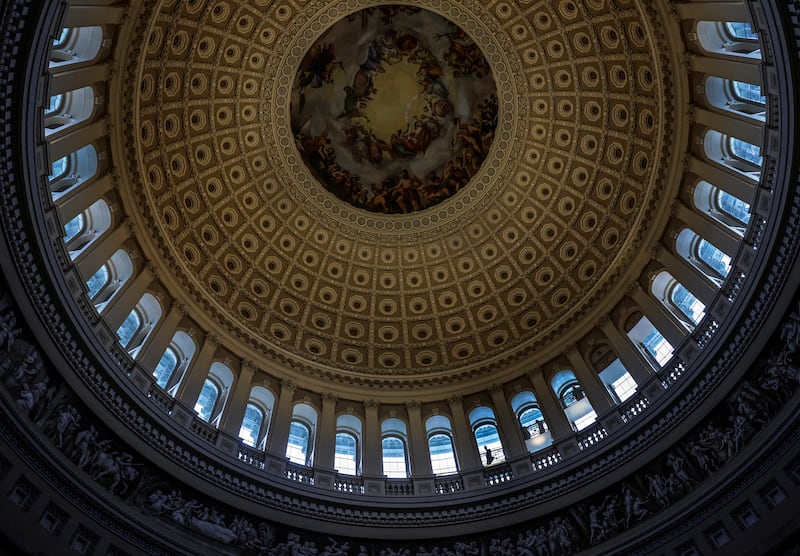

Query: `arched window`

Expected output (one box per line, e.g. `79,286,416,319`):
703,130,762,178
334,414,362,475
652,271,706,328
425,415,458,475
64,213,85,243
286,403,317,466
86,265,109,299
703,77,765,119
381,418,409,478
114,293,163,356
695,21,761,58
49,26,104,66
48,156,68,181
468,407,505,465
551,370,597,431
676,228,731,281
598,359,637,403
729,137,762,167
116,309,140,349
153,347,177,388
195,380,219,422
189,362,234,423
335,433,358,475
510,391,552,452
381,437,408,478
725,22,758,40
65,198,112,259
239,405,264,448
692,180,751,232
239,386,274,448
49,144,99,199
626,314,675,368
89,249,133,310
44,86,96,135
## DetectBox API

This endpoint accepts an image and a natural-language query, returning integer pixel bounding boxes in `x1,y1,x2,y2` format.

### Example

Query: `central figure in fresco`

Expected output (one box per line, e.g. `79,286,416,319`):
291,6,498,215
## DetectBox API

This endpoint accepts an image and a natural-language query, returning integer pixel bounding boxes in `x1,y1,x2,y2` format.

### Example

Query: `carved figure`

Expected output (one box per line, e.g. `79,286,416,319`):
47,403,80,448
646,473,670,508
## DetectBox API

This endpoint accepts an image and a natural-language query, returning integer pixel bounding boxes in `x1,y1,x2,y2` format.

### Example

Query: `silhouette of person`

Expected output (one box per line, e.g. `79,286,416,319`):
484,445,494,465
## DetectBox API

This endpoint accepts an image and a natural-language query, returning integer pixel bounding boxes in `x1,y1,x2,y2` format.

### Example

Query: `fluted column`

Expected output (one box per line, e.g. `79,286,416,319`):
362,400,382,477
629,284,688,346
405,401,433,477
315,394,338,471
49,64,108,95
219,362,255,436
688,156,757,202
564,345,622,431
688,56,762,86
597,316,662,395
56,173,113,223
74,221,130,279
674,202,740,257
527,369,577,457
174,334,218,407
487,385,527,459
446,396,481,470
48,119,107,160
265,380,296,457
101,265,153,331
657,246,717,304
137,304,184,367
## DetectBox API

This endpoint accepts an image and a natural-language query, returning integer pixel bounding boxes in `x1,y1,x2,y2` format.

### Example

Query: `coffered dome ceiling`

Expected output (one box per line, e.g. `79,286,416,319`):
121,0,678,392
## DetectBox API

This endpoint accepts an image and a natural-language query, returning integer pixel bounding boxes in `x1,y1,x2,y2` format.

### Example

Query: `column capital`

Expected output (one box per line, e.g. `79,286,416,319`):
488,383,504,396
562,342,578,357
280,378,296,392
446,394,463,405
405,400,422,410
206,333,219,347
322,392,338,404
364,399,380,409
595,314,611,328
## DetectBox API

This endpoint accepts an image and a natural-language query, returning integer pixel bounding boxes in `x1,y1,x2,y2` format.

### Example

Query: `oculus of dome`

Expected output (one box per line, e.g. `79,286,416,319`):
290,7,498,214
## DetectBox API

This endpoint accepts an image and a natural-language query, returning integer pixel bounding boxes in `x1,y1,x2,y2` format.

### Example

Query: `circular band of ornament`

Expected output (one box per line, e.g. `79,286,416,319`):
267,0,523,234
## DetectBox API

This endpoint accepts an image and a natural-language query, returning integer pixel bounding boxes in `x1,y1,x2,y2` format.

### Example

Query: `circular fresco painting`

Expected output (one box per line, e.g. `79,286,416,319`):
291,6,498,215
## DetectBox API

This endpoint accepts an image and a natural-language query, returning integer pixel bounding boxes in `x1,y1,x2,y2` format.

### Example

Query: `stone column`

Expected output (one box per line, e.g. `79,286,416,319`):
101,265,153,331
487,385,527,459
74,221,131,280
219,362,255,436
564,345,622,432
315,393,338,471
597,316,663,399
137,304,184,368
362,400,385,495
527,369,578,458
446,396,481,470
174,335,217,404
265,379,296,456
629,284,687,347
406,401,433,476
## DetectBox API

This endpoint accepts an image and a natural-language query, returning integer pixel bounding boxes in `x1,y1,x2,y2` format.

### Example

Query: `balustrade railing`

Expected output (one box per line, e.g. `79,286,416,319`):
576,422,607,450
530,445,561,471
189,417,219,444
660,359,687,389
333,475,364,494
484,463,513,486
434,475,463,494
618,392,650,423
238,444,266,470
385,479,414,496
146,384,174,413
285,462,314,485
